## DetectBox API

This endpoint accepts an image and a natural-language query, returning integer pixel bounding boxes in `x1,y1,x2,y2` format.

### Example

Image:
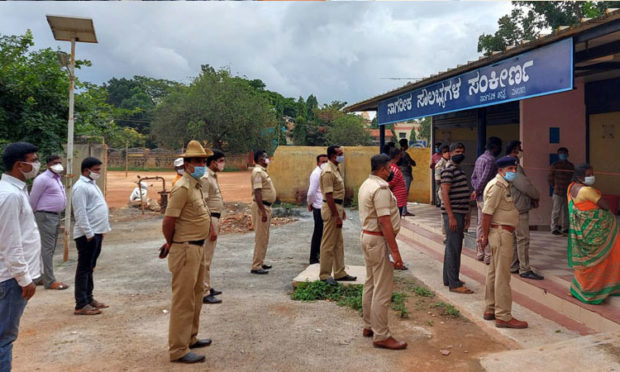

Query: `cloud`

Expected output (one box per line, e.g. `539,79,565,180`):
0,1,512,105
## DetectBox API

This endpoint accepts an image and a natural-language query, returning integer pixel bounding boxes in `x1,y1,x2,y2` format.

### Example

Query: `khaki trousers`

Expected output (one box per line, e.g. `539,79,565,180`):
168,242,206,361
204,217,220,294
361,233,393,342
319,204,347,280
251,202,272,270
551,194,569,231
512,213,531,273
476,201,491,262
484,228,514,322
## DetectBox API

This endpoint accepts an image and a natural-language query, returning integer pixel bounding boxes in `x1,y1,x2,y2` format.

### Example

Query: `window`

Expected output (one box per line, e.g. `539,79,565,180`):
399,132,407,139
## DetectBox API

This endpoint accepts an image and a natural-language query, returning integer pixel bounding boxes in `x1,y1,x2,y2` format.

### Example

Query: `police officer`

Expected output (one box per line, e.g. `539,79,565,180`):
319,145,356,285
161,140,216,363
358,154,407,350
479,156,528,329
201,150,225,304
250,150,277,275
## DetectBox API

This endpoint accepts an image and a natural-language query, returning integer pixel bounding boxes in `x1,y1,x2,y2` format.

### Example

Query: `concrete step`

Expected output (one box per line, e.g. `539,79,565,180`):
398,217,620,335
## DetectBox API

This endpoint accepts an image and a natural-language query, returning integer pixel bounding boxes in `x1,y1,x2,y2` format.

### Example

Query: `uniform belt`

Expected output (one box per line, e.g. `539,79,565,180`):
362,230,383,236
210,213,221,219
262,201,272,207
490,224,515,233
172,240,205,246
37,210,60,215
323,199,344,205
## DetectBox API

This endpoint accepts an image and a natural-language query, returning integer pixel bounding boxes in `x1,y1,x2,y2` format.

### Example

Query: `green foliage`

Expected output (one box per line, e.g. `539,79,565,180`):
430,302,460,317
478,2,620,56
292,281,364,313
325,113,371,146
412,285,435,298
417,117,431,145
390,292,409,318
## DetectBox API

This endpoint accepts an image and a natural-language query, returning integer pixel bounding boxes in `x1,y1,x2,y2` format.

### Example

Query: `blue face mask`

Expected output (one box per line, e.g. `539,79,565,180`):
191,166,206,179
504,171,517,182
558,153,567,161
336,155,345,163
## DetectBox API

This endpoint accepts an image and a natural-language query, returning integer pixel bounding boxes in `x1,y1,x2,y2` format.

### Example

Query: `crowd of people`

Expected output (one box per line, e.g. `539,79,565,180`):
0,137,618,368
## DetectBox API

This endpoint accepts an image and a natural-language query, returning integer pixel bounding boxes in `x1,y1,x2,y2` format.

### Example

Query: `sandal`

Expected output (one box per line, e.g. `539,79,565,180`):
48,282,69,290
395,265,409,271
449,286,474,294
74,304,102,316
90,300,109,309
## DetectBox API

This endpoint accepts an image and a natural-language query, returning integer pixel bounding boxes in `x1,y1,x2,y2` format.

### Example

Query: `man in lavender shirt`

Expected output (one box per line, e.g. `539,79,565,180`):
30,155,69,290
470,137,502,264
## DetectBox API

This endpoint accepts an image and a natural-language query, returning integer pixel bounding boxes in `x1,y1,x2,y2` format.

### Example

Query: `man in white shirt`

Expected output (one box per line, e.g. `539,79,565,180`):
0,142,41,370
72,157,111,316
307,154,328,265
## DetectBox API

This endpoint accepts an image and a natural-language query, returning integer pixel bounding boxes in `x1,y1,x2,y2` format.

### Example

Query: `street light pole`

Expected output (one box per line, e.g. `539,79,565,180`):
63,38,76,262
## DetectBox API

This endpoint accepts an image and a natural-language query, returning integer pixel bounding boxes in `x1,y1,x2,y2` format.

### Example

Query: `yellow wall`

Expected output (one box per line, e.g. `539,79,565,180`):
407,147,431,203
590,112,620,195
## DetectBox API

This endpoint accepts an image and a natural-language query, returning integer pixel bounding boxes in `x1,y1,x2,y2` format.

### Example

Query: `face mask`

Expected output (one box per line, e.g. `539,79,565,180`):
191,166,206,179
584,176,595,186
177,169,185,176
558,153,567,161
21,161,41,180
216,161,225,172
89,169,101,181
319,163,327,170
50,164,64,174
435,148,440,153
336,155,344,163
264,158,270,165
503,171,517,182
386,170,394,182
451,154,465,164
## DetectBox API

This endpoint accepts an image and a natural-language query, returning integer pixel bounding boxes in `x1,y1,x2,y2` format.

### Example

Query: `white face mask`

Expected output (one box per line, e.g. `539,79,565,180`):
21,161,41,180
319,163,327,170
264,158,270,165
216,161,225,171
584,176,595,186
89,169,101,181
50,164,64,174
177,169,185,175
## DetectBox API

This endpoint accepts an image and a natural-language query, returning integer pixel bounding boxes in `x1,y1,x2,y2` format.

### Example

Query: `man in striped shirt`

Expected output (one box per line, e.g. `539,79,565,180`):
440,143,473,294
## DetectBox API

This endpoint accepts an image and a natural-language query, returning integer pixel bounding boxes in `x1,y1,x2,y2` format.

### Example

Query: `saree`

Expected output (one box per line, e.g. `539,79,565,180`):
567,183,620,304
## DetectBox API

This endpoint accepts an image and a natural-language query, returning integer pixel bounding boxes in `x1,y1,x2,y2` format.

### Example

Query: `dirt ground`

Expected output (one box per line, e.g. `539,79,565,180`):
13,206,507,372
105,170,253,209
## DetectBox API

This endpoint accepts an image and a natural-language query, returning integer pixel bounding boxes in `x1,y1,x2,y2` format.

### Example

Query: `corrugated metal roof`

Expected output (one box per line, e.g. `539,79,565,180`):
344,9,620,113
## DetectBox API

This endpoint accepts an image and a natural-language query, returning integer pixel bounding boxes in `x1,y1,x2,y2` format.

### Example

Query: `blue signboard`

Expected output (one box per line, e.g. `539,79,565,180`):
377,38,573,125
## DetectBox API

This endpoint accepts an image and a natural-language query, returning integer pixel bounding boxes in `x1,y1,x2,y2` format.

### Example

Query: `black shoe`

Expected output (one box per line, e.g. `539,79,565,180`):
189,339,212,349
510,268,519,274
336,275,357,282
210,288,222,296
262,264,272,270
251,268,269,275
203,295,222,304
552,230,562,235
520,271,544,280
175,352,206,363
562,230,569,235
321,277,338,286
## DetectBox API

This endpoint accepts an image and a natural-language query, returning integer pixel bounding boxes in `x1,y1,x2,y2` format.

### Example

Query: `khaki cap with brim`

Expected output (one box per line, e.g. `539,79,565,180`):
182,140,213,158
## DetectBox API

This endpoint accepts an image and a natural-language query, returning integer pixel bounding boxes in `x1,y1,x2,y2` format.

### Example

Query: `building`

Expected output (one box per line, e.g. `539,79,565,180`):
345,10,620,227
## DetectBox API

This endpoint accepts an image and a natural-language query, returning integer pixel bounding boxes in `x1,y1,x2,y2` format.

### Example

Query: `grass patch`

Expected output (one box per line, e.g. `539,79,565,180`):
292,281,363,313
430,302,460,318
391,292,409,318
412,285,435,298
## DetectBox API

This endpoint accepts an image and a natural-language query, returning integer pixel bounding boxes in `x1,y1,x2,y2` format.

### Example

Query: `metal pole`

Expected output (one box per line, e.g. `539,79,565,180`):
379,125,385,152
125,140,128,178
63,38,76,262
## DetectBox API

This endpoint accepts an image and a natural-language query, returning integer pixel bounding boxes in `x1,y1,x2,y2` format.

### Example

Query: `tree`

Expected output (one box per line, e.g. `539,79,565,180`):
325,114,371,146
417,117,431,145
478,2,620,55
305,94,319,121
151,65,276,154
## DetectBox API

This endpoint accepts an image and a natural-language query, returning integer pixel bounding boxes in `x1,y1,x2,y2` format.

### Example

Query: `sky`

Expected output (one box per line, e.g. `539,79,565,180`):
0,1,513,106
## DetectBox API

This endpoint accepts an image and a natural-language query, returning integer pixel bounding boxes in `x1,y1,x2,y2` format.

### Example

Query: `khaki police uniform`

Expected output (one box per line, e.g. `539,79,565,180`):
358,174,400,342
251,164,277,271
319,161,349,280
201,168,224,295
482,174,519,322
165,173,212,361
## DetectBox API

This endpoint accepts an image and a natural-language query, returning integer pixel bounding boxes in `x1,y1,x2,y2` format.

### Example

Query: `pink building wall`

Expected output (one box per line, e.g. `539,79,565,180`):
520,79,586,227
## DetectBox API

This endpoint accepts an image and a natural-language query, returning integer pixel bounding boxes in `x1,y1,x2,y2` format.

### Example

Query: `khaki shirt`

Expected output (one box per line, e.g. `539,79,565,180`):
358,175,400,234
482,174,519,227
201,168,224,214
165,174,211,241
320,161,345,200
252,165,276,204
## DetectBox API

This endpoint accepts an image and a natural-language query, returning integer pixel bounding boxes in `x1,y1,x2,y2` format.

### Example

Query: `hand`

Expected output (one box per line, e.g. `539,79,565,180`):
335,216,343,228
87,236,94,242
464,217,471,230
449,215,458,231
159,242,170,259
308,205,313,212
470,191,477,201
21,282,36,300
391,251,404,269
477,235,488,248
261,211,268,222
209,228,218,242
